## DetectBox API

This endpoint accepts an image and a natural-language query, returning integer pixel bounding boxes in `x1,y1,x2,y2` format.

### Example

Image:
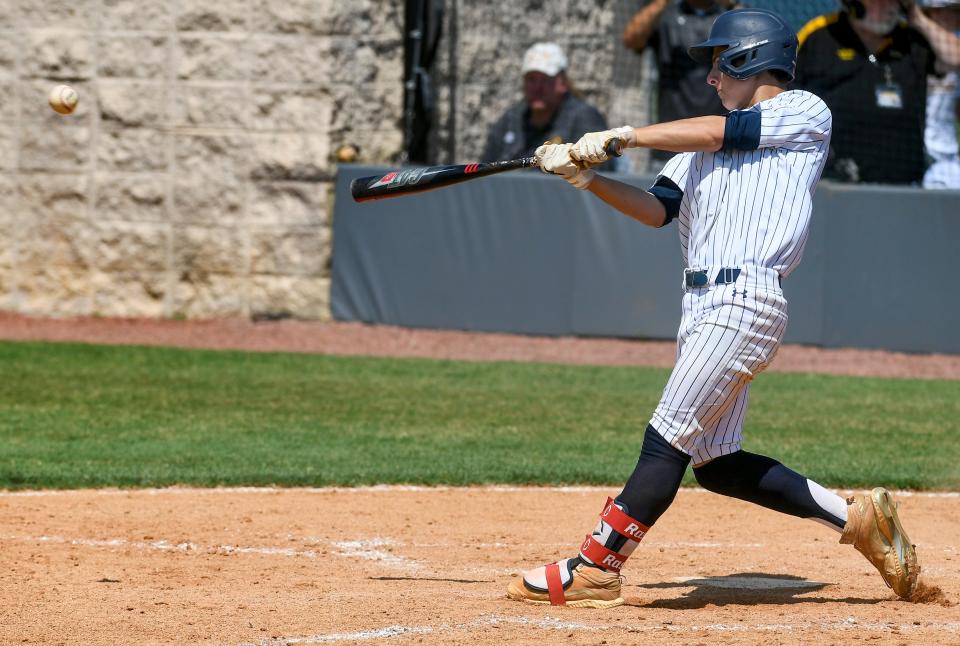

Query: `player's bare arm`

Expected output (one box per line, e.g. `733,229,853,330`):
616,117,727,154
535,144,673,227
570,58,789,165
564,120,722,167
586,175,668,228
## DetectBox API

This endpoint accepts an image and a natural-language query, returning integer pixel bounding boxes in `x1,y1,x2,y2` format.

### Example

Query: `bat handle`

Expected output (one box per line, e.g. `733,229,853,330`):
605,139,623,158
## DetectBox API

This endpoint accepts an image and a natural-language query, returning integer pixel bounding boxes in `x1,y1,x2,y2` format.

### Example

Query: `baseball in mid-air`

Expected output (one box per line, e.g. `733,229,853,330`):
48,84,79,115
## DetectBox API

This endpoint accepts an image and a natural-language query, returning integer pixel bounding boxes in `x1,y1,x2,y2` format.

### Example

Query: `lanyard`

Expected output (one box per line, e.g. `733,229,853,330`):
866,53,894,85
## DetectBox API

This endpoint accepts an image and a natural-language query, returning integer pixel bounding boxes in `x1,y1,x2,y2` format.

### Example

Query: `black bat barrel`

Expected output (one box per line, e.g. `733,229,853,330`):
350,160,533,203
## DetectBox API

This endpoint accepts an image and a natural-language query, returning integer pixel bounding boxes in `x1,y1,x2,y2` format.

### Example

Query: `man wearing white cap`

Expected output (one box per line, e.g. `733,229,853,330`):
482,42,614,169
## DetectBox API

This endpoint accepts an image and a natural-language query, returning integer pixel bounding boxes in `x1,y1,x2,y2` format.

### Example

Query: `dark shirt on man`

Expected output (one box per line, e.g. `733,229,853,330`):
482,93,613,170
794,11,936,184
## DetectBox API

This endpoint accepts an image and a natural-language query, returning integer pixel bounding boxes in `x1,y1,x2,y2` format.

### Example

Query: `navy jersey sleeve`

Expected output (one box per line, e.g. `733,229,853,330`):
648,153,691,226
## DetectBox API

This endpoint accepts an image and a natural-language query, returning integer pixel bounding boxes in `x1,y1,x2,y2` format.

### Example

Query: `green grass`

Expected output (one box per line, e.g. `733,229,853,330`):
0,341,957,490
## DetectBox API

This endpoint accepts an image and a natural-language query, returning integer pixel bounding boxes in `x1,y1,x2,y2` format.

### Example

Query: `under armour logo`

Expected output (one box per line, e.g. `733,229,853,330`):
733,289,748,298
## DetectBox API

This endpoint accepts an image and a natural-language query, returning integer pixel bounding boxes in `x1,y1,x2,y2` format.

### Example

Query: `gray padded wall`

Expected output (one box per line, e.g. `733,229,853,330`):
817,185,960,352
333,165,960,354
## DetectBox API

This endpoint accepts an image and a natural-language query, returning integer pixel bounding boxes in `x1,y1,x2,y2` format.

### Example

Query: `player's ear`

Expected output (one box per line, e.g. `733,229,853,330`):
766,70,789,87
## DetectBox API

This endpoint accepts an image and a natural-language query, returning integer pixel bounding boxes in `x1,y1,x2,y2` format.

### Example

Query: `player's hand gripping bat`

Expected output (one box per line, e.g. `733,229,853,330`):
350,141,622,203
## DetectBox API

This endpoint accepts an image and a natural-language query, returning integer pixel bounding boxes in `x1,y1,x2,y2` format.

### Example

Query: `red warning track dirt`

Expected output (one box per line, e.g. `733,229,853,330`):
1,313,959,380
1,314,958,644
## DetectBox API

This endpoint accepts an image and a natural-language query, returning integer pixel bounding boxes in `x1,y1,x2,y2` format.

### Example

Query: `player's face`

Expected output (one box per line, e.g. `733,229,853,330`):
523,72,568,114
707,48,758,111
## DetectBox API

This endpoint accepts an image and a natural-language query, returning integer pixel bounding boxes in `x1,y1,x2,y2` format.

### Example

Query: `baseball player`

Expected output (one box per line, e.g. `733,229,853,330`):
507,8,920,608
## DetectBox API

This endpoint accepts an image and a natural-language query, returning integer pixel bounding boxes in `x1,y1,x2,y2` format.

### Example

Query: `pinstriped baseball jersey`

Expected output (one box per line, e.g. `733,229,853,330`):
649,89,832,465
658,90,831,279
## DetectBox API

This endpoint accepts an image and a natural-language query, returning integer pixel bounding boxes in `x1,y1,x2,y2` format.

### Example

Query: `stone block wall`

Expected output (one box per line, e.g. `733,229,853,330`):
0,0,648,320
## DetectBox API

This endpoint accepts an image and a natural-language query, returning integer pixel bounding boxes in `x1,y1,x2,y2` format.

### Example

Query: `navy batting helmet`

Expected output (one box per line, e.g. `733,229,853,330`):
688,8,798,82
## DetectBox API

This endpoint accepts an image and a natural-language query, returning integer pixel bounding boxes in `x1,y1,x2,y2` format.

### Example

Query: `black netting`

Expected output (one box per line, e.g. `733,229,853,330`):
436,0,959,186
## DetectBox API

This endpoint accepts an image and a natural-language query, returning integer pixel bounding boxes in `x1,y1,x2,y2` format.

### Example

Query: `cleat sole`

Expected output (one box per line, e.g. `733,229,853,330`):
871,487,920,599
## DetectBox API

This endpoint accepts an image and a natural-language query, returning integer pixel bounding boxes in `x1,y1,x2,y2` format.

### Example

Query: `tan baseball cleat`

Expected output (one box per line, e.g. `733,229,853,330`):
840,487,920,599
506,558,624,608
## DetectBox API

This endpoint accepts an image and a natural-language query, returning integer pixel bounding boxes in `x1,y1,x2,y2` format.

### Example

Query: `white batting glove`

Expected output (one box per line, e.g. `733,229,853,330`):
535,143,596,189
570,126,635,165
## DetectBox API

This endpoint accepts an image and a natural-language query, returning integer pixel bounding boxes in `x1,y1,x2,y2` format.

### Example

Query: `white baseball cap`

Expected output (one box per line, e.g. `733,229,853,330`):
521,42,568,76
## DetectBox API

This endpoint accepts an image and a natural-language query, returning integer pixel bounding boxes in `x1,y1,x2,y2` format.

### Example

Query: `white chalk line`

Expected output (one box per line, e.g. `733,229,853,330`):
238,613,960,644
250,624,434,645
236,616,599,646
0,531,801,560
2,485,958,497
330,538,421,572
0,533,796,585
0,533,423,572
0,533,317,558
6,532,958,570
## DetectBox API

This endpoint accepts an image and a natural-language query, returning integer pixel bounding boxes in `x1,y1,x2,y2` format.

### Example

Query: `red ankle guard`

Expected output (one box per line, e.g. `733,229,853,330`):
578,498,649,572
599,497,649,541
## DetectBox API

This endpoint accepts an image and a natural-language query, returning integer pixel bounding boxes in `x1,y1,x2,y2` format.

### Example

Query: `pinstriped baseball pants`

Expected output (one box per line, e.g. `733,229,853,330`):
651,266,787,465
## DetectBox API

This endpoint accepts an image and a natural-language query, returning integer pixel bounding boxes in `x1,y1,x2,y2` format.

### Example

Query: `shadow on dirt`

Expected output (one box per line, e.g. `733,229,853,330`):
627,572,881,608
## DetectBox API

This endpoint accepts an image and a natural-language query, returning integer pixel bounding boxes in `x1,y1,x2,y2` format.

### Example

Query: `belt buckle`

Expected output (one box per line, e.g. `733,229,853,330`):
683,268,707,291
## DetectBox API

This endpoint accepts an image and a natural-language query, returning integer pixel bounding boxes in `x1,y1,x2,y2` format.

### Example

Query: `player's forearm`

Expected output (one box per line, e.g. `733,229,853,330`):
622,0,669,51
625,116,726,153
587,175,667,228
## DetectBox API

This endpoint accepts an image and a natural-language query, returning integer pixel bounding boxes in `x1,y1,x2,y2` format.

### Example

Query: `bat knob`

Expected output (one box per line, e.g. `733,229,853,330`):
604,140,623,158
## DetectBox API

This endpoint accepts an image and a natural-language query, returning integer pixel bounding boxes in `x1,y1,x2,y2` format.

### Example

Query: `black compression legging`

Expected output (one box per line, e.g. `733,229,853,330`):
613,427,845,532
692,450,845,529
614,425,691,527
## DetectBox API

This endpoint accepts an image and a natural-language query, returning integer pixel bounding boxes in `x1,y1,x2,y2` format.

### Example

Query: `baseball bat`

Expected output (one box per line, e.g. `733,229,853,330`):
350,141,622,203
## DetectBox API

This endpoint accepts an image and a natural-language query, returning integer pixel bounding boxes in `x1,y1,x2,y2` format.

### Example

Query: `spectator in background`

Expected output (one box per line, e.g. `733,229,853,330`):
622,0,733,165
794,0,960,184
922,0,960,188
483,42,614,170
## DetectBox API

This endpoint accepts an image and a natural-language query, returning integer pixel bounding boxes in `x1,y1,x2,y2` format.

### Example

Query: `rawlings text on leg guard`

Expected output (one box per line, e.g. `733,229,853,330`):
579,498,649,573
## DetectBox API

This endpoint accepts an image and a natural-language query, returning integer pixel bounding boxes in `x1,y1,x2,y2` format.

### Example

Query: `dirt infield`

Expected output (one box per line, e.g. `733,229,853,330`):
2,314,959,644
0,487,957,645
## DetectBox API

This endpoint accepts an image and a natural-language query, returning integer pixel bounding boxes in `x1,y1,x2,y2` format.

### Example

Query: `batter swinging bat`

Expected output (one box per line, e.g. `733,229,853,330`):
350,141,622,203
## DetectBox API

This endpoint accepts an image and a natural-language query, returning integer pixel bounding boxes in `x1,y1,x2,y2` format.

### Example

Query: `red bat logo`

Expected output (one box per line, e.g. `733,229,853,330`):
367,168,436,189
368,172,398,189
